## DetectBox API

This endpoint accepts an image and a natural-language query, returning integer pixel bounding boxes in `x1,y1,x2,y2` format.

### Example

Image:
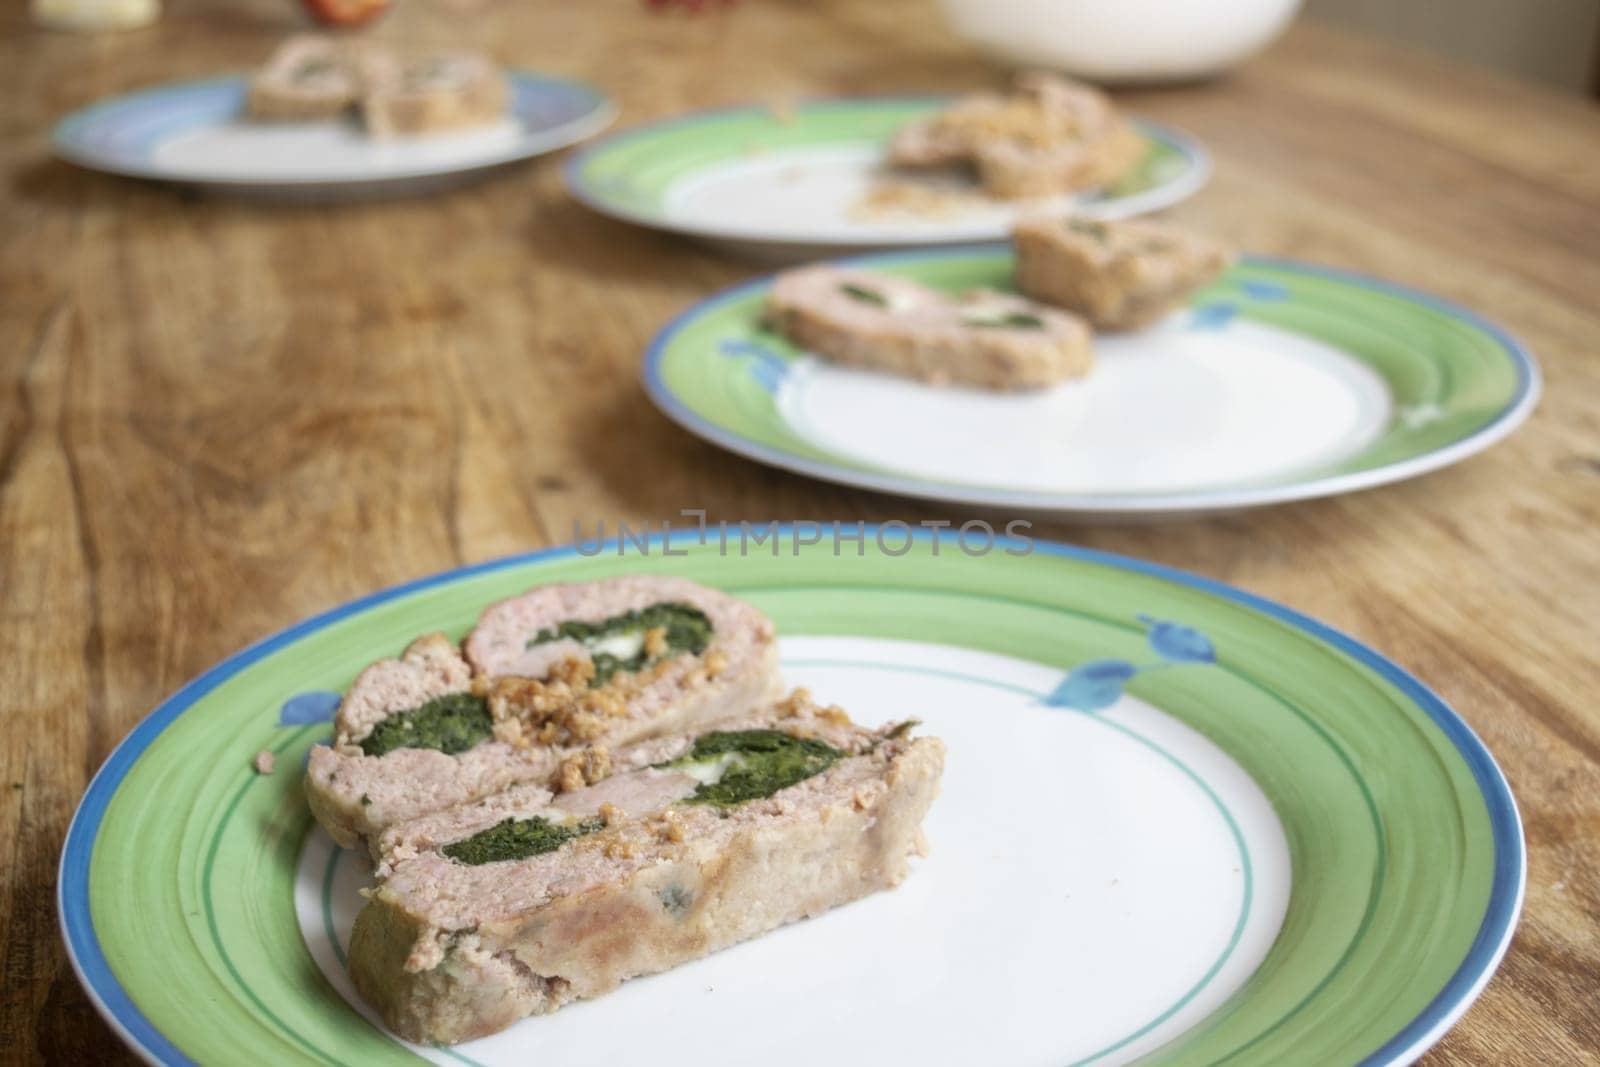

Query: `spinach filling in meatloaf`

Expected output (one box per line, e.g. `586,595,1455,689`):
356,603,716,763
359,693,494,758
436,727,847,866
441,813,606,865
303,576,784,852
348,692,945,1045
524,601,712,687
358,603,718,761
764,264,1093,391
656,728,843,807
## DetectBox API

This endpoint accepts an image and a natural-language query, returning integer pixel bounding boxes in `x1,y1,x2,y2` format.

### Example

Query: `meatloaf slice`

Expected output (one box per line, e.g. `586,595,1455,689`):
348,691,945,1044
888,72,1146,199
305,577,782,851
1014,214,1235,330
246,35,364,122
357,51,507,138
976,119,1147,201
766,264,1091,390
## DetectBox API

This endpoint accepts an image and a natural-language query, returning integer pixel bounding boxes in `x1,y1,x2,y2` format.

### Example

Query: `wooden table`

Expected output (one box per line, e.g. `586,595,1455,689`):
3,1,1597,1062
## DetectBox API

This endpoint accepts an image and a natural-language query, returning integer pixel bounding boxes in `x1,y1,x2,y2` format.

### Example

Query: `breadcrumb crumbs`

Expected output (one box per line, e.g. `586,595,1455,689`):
557,746,612,793
852,180,986,220
652,809,688,845
486,650,709,748
602,836,638,860
816,704,851,726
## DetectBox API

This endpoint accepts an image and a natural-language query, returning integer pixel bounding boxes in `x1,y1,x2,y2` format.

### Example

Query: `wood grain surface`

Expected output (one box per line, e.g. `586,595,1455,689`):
2,1,1597,1062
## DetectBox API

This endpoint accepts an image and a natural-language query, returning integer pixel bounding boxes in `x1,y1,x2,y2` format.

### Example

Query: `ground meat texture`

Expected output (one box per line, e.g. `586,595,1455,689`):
246,35,363,122
347,696,944,1045
888,72,1146,199
766,265,1092,390
1013,214,1234,330
357,50,507,138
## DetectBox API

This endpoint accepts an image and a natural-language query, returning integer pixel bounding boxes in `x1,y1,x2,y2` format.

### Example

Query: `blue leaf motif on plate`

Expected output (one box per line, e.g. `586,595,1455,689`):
279,691,341,727
1040,659,1140,712
1139,614,1216,664
1189,302,1237,331
718,338,790,395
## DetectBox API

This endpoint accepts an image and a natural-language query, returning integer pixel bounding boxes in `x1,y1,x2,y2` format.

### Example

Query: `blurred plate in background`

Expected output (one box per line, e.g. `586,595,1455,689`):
54,72,615,201
642,247,1539,519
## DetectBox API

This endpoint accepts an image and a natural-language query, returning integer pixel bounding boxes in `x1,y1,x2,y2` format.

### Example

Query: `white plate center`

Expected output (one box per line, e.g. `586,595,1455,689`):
152,118,528,181
775,316,1392,494
663,145,1082,242
297,637,1290,1067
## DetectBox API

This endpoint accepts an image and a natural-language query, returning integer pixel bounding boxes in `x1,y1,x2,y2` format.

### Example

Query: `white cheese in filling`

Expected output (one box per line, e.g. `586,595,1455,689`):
586,629,648,660
960,298,1035,327
667,752,746,787
884,289,919,314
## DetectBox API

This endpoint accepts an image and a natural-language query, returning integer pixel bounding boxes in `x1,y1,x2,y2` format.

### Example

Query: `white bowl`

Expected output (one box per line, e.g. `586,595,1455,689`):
934,0,1302,83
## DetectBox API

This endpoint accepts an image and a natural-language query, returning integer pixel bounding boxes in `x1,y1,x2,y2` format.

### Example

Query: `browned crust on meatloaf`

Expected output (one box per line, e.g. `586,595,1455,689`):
1014,214,1235,330
348,696,943,1044
766,265,1091,390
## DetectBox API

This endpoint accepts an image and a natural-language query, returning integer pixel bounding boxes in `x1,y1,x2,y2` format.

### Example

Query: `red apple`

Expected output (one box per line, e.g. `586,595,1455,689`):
301,0,390,27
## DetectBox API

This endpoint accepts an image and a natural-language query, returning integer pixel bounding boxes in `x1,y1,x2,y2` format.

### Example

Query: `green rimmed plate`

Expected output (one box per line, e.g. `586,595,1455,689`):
563,97,1209,259
61,531,1522,1065
643,248,1539,519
